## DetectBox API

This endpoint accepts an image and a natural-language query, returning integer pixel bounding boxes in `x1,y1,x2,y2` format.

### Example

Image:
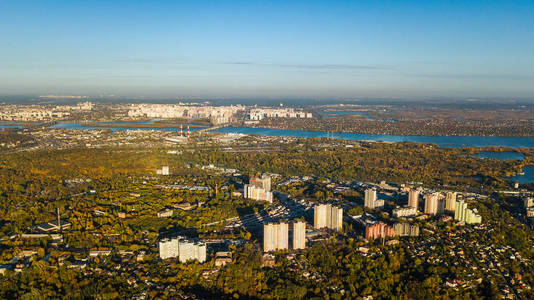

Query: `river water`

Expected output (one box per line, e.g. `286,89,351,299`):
50,122,534,148
509,166,534,184
473,151,525,161
46,122,534,182
212,126,534,149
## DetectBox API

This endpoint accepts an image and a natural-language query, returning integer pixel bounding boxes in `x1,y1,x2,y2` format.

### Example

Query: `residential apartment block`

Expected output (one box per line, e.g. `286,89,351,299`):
313,204,343,231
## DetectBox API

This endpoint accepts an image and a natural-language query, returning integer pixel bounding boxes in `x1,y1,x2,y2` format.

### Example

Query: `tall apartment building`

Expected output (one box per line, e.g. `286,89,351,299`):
159,237,206,262
524,197,534,209
392,206,418,218
244,184,273,202
157,209,173,218
437,196,446,214
424,193,439,215
292,221,306,250
263,223,275,252
178,240,207,263
445,192,457,212
408,189,420,210
393,222,420,237
335,208,343,230
454,200,482,224
365,222,394,240
263,222,289,252
127,104,244,120
364,188,376,208
244,174,273,202
313,204,343,231
248,108,312,120
364,188,384,209
249,174,271,192
159,238,179,259
525,197,534,218
314,204,327,229
162,166,169,176
156,166,170,175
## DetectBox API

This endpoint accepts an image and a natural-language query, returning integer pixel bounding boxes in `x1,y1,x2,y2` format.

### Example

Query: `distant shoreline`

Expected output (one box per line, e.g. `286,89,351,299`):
81,123,205,129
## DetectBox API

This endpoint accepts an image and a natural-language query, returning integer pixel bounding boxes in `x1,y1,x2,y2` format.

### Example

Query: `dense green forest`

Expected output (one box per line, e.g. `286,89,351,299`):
0,142,532,299
182,140,531,190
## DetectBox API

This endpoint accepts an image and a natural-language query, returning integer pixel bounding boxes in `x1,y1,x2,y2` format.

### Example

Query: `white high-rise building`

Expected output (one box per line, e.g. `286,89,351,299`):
437,196,446,214
524,197,534,209
159,238,179,260
454,200,482,224
364,188,384,209
162,166,169,176
249,174,271,191
292,221,306,250
524,197,534,218
159,237,206,262
393,222,420,237
424,193,439,215
244,184,273,202
393,206,418,218
178,240,207,263
263,223,275,252
408,190,420,210
277,222,289,250
314,204,343,231
364,188,377,208
331,206,343,231
445,192,457,212
314,205,327,229
157,166,170,175
263,222,289,252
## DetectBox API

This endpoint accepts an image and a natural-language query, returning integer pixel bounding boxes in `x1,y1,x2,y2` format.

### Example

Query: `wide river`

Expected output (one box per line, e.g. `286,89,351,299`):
212,126,534,148
50,122,534,148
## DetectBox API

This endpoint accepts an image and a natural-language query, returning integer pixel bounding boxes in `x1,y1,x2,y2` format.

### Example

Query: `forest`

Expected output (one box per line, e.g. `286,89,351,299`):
0,140,532,299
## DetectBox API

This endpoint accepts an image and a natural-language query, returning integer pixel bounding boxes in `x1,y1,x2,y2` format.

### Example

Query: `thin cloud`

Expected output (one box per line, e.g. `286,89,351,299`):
224,61,389,70
112,58,184,64
226,62,254,65
276,63,386,70
102,74,157,79
407,72,534,80
101,74,212,79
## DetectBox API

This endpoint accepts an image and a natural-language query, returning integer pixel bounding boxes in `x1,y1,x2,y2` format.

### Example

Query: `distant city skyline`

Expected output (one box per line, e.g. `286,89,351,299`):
1,0,533,98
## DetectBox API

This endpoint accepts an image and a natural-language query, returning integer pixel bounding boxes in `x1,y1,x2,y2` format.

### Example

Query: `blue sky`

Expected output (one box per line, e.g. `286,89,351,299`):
1,0,533,98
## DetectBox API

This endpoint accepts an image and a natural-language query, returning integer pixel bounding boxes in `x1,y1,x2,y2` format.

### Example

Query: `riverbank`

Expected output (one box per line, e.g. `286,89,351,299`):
211,126,534,148
81,123,204,129
248,117,534,137
48,122,534,148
